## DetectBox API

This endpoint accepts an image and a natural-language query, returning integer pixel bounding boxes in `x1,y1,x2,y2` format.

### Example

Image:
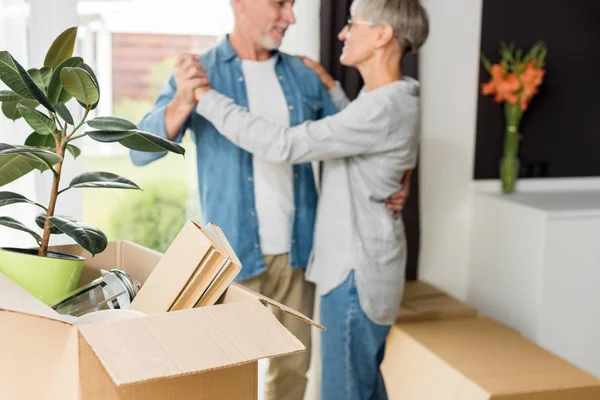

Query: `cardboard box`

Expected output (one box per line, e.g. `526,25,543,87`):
397,280,478,322
0,240,320,400
382,317,600,399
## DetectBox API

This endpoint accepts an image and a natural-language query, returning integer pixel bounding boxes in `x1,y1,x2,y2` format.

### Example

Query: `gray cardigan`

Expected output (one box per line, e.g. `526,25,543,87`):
196,78,420,325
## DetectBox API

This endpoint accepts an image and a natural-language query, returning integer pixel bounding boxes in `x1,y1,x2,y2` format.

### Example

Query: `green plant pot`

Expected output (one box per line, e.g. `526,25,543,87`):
0,247,84,306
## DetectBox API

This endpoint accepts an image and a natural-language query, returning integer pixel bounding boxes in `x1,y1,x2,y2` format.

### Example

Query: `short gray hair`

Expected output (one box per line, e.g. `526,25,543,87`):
351,0,429,54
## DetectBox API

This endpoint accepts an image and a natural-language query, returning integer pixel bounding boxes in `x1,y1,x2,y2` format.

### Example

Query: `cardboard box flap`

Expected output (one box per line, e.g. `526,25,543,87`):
0,273,67,322
230,283,325,331
50,241,162,287
78,300,305,386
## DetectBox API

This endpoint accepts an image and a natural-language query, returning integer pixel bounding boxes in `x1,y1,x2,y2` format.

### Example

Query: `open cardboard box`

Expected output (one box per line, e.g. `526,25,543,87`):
0,234,321,400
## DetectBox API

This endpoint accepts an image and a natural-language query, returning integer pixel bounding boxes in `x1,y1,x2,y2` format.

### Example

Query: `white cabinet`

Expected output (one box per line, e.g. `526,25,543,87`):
469,190,600,377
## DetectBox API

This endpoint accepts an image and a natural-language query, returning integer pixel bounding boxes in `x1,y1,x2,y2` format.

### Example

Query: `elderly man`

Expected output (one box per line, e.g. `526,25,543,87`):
130,1,409,399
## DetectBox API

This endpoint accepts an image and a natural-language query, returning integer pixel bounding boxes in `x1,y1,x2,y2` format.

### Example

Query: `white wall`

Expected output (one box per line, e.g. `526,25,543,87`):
280,0,321,61
418,0,484,299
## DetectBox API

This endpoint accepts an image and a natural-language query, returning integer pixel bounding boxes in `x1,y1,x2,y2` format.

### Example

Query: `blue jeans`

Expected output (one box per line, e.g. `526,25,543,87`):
320,271,391,400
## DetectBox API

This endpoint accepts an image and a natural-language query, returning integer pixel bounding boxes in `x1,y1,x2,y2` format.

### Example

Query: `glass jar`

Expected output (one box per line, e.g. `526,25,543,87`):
52,269,140,317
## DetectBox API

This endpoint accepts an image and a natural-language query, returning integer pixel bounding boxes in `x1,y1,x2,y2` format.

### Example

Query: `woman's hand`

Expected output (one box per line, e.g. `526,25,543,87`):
386,169,413,219
174,53,207,107
298,55,337,90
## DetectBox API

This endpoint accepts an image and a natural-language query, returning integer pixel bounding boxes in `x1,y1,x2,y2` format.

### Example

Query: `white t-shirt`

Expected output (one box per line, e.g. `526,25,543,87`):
241,58,294,255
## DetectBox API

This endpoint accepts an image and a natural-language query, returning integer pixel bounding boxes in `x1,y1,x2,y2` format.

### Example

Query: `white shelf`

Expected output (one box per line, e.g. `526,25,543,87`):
468,190,600,378
480,190,600,219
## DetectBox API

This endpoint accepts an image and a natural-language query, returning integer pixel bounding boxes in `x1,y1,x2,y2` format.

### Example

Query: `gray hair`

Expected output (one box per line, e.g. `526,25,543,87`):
351,0,429,54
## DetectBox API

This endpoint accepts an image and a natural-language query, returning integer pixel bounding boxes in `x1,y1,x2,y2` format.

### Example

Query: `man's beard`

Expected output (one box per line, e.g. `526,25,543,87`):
257,26,288,50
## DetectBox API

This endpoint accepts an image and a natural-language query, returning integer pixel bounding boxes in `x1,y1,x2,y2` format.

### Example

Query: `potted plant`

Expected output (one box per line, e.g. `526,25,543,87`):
0,27,184,304
480,41,547,193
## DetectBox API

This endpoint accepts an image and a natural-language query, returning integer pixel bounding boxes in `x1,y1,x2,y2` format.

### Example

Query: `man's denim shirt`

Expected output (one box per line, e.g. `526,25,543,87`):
130,38,339,281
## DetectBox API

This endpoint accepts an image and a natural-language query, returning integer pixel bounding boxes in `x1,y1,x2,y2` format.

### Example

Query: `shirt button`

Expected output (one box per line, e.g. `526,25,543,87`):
288,105,294,111
255,244,260,249
236,57,241,63
291,239,296,244
278,75,283,80
248,177,253,182
251,211,256,216
238,76,244,82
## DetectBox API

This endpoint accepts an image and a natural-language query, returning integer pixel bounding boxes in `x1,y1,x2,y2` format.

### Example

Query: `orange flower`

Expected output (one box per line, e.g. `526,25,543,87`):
521,62,545,87
480,41,547,113
481,81,496,95
495,73,520,104
480,64,507,97
519,62,545,110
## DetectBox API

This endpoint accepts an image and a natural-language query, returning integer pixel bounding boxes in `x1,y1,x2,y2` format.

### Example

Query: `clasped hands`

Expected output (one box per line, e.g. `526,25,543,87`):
172,53,411,215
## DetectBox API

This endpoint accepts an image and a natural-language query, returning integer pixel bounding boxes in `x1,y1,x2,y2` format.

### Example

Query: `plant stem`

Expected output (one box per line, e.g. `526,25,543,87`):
501,103,523,194
68,132,87,142
66,107,90,141
38,137,66,257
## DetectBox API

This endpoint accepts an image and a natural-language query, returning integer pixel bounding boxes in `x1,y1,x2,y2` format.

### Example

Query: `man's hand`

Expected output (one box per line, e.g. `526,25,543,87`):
192,62,211,102
164,53,209,140
174,53,209,107
386,169,413,219
298,55,337,90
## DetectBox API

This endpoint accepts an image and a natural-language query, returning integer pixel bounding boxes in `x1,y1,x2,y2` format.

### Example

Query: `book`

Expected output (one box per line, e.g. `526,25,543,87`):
168,222,242,311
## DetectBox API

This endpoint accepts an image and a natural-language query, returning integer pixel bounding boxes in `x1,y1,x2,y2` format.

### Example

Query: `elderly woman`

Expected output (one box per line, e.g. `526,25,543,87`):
195,0,429,398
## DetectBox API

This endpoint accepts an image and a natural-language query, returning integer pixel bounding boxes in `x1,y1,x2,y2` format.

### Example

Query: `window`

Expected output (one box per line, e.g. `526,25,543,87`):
76,1,233,252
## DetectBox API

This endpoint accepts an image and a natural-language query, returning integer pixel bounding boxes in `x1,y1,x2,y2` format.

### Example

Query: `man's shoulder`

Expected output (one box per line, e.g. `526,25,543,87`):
278,52,322,87
199,46,220,70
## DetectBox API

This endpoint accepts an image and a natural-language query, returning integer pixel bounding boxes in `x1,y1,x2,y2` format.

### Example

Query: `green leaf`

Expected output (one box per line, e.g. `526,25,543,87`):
0,191,46,210
0,51,33,99
44,27,78,69
65,171,141,192
24,131,56,150
87,129,185,155
48,216,107,256
16,104,55,135
40,67,53,88
77,62,100,110
0,98,37,121
47,56,83,104
35,213,64,234
28,68,45,92
66,144,81,159
23,133,80,163
480,53,492,73
1,101,20,120
0,52,54,112
0,90,20,102
54,102,74,125
0,143,62,187
0,216,41,245
60,67,99,107
23,133,58,172
87,116,137,131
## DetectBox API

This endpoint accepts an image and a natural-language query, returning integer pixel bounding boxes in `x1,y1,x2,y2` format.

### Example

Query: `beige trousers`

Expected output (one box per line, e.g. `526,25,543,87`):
240,253,315,400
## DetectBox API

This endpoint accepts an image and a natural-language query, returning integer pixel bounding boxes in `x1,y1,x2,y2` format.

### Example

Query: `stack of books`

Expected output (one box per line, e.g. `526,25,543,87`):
169,223,242,310
130,221,242,314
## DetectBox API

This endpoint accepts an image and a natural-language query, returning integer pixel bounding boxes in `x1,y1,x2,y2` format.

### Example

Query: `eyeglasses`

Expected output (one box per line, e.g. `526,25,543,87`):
346,18,375,30
345,17,413,53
